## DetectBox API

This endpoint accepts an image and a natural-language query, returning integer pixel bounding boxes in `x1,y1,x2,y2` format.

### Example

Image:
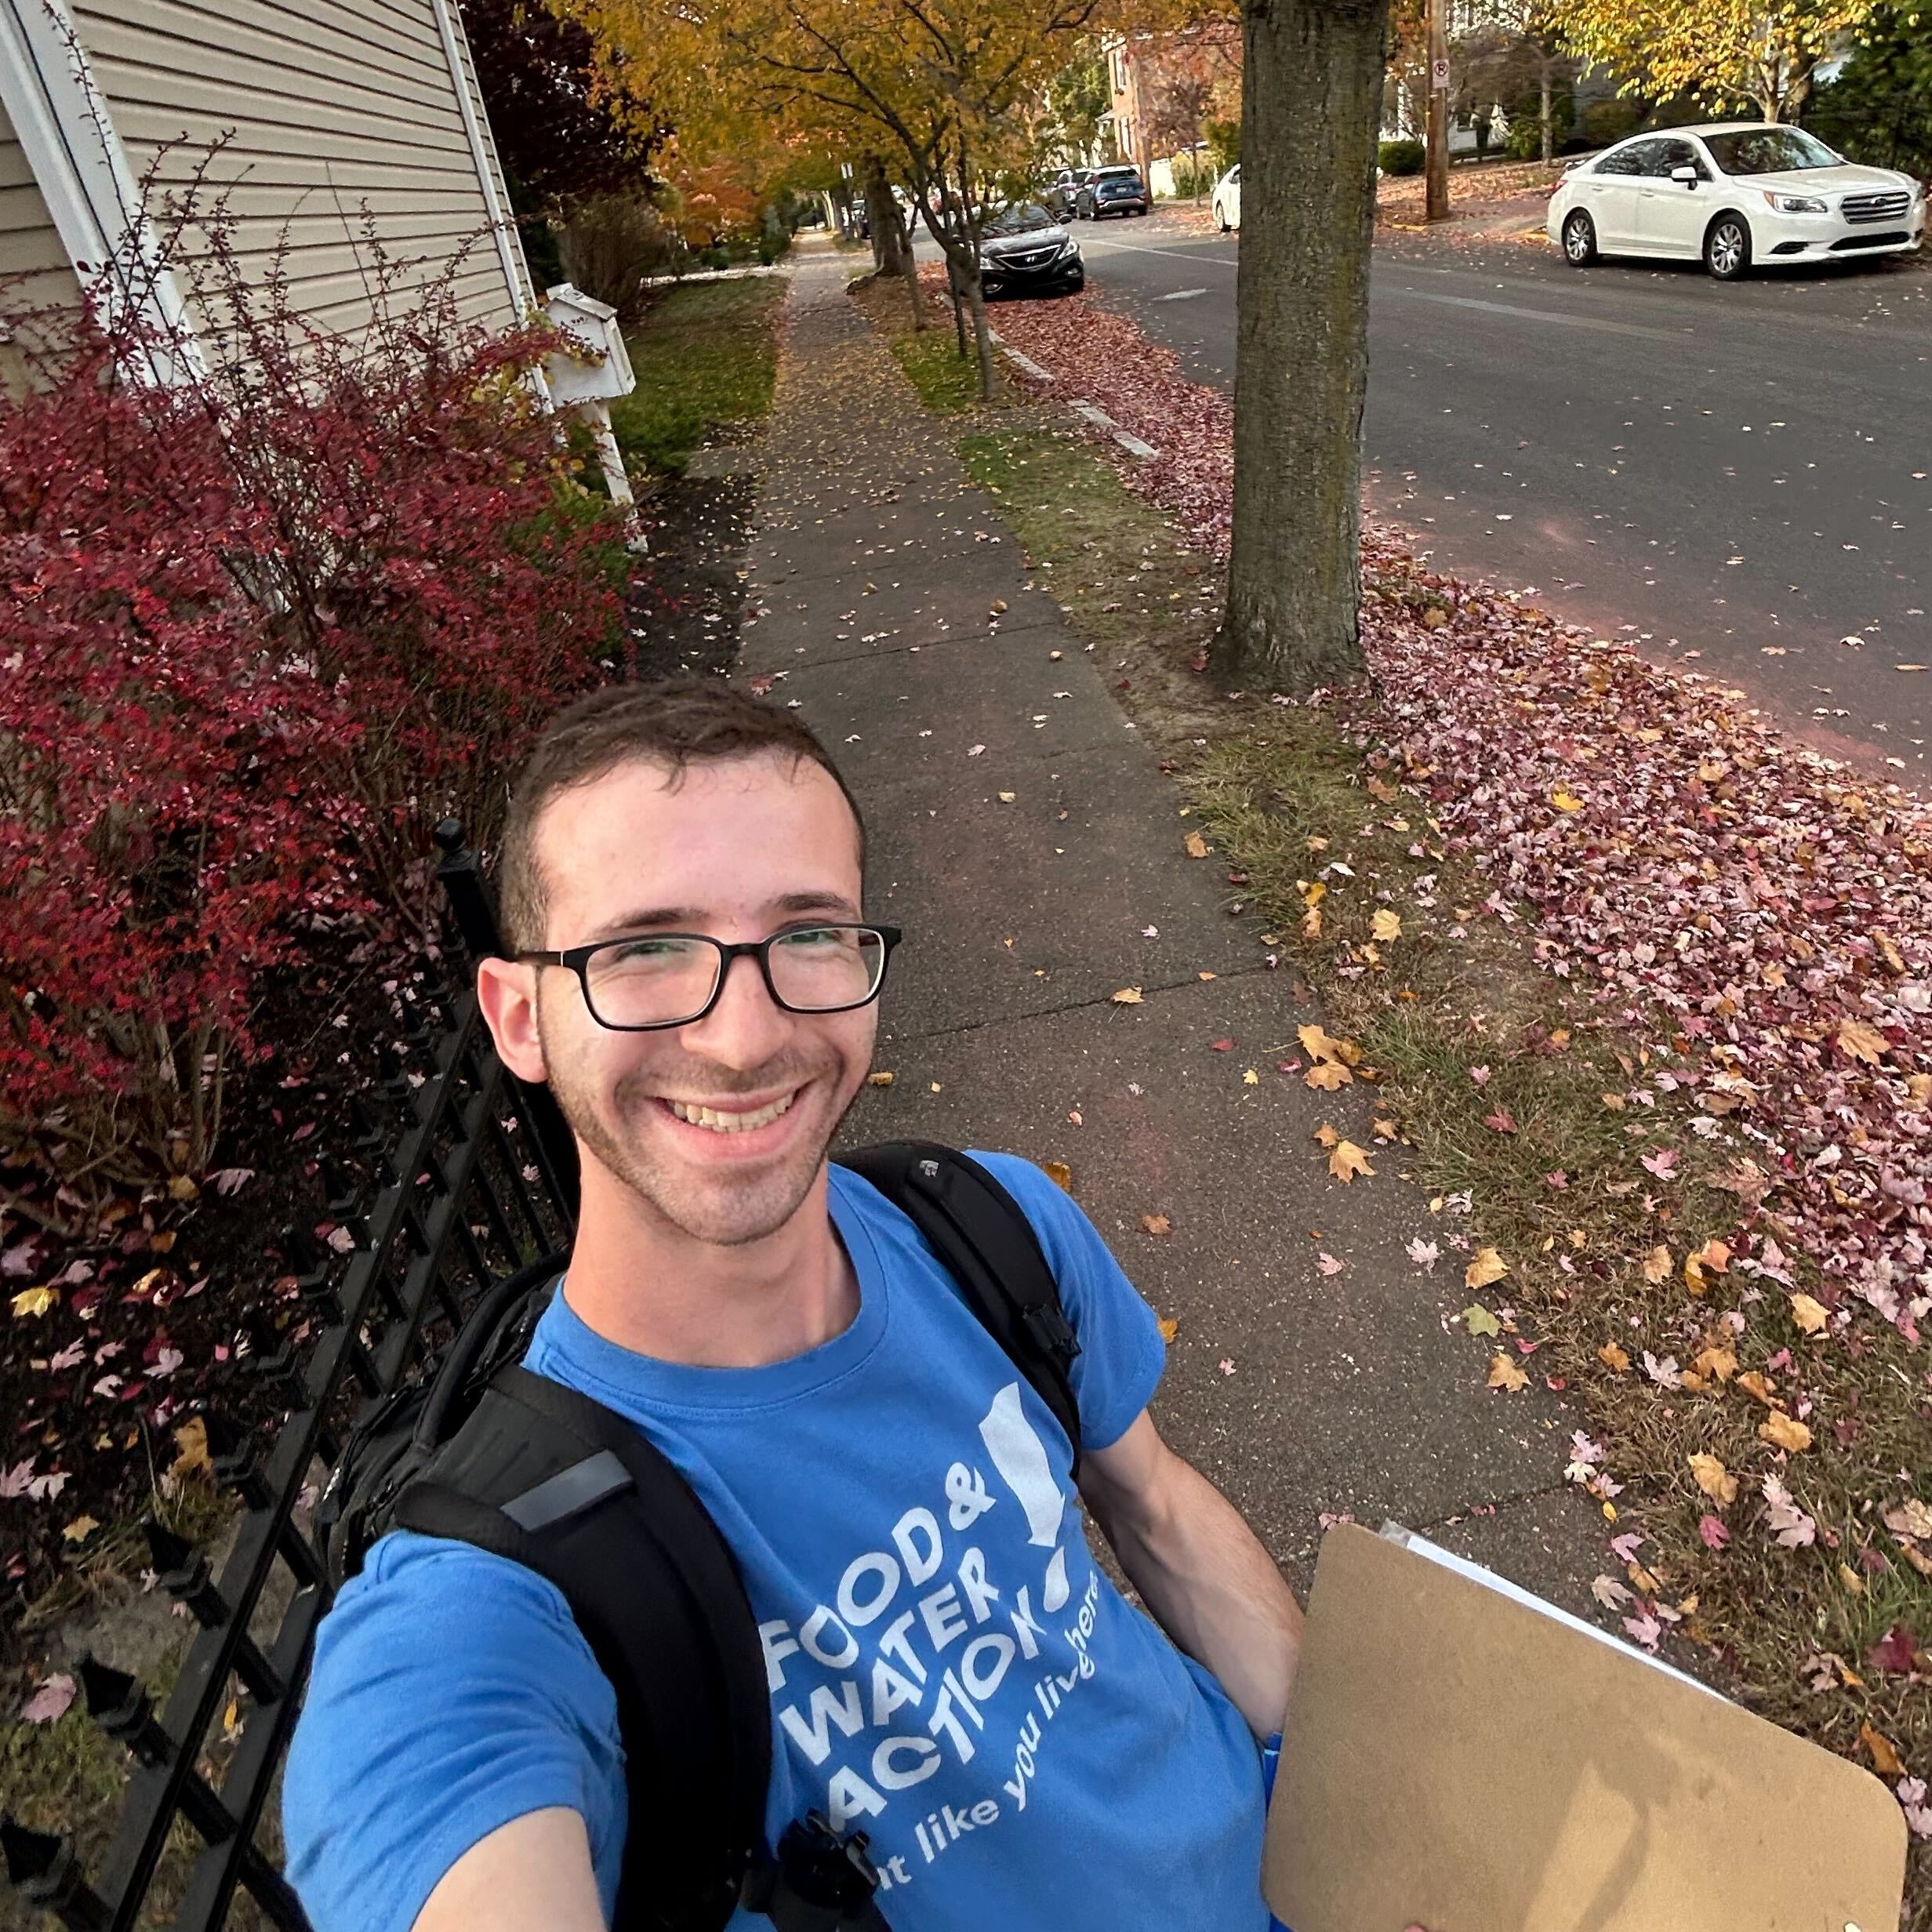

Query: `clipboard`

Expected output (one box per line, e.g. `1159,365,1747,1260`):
1263,1521,1908,1932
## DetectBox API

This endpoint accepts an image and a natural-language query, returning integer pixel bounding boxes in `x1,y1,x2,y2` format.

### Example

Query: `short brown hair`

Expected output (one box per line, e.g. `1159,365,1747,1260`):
496,680,866,950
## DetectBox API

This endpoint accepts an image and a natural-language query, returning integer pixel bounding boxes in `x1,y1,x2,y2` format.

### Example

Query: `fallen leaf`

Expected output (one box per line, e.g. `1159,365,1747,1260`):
1763,1474,1818,1548
1483,1107,1519,1135
1465,1247,1509,1290
1487,1353,1529,1392
1640,1147,1679,1181
1590,1574,1634,1610
1641,1245,1672,1285
1243,1068,1259,1086
1552,788,1586,813
1463,1304,1502,1337
1371,908,1403,942
1692,1239,1732,1276
1157,1316,1179,1345
1693,1346,1738,1383
1304,1060,1353,1091
1837,1015,1889,1065
1861,1721,1906,1778
62,1514,100,1545
1882,1498,1932,1541
1316,1252,1346,1276
1869,1622,1923,1676
1327,1141,1375,1183
1298,1022,1349,1063
1698,1514,1730,1549
17,1673,75,1724
1599,1342,1631,1373
1140,1213,1172,1237
167,1174,198,1202
1789,1292,1828,1336
171,1417,214,1484
10,1286,58,1319
1734,1369,1778,1406
1406,1238,1440,1269
1183,830,1210,859
1759,1411,1813,1454
1109,986,1144,1005
1689,1453,1738,1505
866,1071,895,1087
1042,1161,1073,1192
1313,1123,1341,1147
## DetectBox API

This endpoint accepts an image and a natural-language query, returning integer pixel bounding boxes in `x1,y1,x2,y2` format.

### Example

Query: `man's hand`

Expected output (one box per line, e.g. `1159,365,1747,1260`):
1078,1411,1303,1738
412,1807,605,1932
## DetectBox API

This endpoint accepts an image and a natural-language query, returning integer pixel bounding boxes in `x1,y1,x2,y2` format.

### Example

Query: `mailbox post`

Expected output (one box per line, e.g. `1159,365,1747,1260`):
542,282,641,531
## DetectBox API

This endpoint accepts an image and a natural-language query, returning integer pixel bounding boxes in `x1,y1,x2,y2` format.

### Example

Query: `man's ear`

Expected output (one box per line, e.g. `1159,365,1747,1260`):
476,957,548,1087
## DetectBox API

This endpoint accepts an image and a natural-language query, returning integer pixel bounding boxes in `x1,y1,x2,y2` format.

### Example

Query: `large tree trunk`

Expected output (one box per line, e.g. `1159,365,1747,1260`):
862,154,901,275
955,147,997,402
1539,62,1554,163
1214,0,1392,692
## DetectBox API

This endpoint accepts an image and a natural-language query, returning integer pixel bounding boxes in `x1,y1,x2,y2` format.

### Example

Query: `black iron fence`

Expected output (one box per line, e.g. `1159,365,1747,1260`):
2,826,576,1932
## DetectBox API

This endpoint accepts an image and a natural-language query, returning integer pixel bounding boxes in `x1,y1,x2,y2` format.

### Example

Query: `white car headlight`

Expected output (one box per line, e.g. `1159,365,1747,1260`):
1763,191,1828,214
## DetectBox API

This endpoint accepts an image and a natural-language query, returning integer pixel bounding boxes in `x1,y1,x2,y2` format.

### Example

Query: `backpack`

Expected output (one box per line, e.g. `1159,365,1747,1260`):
315,1142,1082,1932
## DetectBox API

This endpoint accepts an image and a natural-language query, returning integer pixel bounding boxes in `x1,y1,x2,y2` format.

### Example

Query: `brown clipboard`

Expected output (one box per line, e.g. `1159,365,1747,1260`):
1263,1522,1908,1932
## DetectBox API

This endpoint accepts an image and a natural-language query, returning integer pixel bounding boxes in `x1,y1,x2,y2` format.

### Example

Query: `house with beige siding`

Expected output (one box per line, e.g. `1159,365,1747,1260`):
0,0,536,388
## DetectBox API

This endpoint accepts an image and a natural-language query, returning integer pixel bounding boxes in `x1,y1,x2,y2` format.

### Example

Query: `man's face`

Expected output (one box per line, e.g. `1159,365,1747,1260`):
524,752,874,1247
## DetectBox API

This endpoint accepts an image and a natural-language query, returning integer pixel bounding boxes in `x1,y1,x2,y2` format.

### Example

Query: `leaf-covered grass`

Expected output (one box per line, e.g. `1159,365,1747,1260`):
609,277,785,476
937,412,1932,1921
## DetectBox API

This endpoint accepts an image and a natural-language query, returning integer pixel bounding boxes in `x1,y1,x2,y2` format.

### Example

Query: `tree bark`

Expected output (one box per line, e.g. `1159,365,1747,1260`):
1215,0,1392,693
1539,61,1553,163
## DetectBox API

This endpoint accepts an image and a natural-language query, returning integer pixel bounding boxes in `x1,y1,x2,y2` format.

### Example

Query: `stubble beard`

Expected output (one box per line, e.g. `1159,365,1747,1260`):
540,1024,861,1247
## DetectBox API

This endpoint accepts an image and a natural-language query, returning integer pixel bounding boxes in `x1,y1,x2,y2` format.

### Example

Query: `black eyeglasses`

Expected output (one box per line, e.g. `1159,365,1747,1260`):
517,923,902,1032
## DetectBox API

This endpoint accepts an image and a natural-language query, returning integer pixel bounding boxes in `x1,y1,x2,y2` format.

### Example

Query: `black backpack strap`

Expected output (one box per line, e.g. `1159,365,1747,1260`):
836,1143,1082,1465
393,1362,772,1932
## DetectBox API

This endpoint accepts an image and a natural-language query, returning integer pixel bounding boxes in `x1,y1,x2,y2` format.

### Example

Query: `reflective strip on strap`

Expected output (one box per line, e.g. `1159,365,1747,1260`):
501,1448,634,1532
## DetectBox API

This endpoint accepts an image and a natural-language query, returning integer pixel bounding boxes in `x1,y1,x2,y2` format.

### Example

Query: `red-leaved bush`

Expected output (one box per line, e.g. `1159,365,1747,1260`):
1,204,626,1187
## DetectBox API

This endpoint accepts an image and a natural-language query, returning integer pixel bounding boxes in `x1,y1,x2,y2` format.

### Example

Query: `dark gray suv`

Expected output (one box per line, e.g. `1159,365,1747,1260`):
1075,167,1149,219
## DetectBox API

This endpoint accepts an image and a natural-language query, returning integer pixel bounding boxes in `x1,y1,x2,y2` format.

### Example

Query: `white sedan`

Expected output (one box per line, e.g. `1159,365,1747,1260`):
1547,123,1925,279
1211,164,1240,233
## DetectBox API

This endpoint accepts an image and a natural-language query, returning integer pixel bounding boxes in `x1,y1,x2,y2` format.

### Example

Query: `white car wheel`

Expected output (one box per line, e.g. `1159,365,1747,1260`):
1705,215,1752,280
1561,209,1597,265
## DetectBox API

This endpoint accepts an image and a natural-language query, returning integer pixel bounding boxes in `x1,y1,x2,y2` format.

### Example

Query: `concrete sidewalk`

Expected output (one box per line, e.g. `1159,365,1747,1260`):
742,247,1602,1606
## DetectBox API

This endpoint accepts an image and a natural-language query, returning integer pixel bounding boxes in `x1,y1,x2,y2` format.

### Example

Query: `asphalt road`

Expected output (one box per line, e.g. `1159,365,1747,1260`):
1069,216,1932,775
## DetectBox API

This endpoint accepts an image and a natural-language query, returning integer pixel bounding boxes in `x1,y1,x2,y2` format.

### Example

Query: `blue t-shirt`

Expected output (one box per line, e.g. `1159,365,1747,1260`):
283,1154,1269,1932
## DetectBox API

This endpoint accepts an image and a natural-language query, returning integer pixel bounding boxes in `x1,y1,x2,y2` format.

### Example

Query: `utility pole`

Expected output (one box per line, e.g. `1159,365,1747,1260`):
1425,0,1450,221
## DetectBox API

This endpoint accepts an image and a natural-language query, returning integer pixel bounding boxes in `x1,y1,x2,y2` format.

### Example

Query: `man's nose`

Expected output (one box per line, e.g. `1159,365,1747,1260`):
679,950,792,1070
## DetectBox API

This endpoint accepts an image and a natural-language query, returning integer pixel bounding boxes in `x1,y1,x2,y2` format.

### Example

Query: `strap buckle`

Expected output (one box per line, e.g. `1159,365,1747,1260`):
1021,1301,1080,1364
746,1812,885,1930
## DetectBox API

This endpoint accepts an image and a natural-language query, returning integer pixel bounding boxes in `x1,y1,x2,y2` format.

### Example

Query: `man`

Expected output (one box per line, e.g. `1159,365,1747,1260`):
284,680,1302,1931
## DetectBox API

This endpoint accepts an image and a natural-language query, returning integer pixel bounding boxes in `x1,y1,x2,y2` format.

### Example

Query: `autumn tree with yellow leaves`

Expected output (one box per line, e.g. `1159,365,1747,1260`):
560,0,1148,398
1545,0,1879,121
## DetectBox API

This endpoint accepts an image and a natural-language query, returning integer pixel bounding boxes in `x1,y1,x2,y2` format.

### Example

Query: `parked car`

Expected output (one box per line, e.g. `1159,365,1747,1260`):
1046,169,1093,219
1211,163,1241,232
1547,123,1926,279
1076,166,1149,219
978,201,1085,299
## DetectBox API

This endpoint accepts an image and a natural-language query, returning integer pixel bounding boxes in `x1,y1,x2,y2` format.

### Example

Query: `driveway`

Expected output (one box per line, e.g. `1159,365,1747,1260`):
1071,216,1932,774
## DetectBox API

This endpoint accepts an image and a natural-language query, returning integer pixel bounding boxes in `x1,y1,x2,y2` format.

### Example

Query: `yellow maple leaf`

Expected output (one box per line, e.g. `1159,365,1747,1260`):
1042,1161,1073,1192
171,1417,215,1484
1487,1353,1529,1392
1465,1247,1509,1290
1693,1346,1738,1383
1298,880,1327,908
1371,909,1403,942
1183,830,1210,859
1304,1062,1353,1091
11,1286,58,1320
1156,1316,1179,1345
1140,1213,1173,1237
1313,1123,1341,1148
1599,1342,1631,1373
1552,788,1586,813
1693,1239,1732,1276
1243,1068,1259,1085
1302,906,1324,939
1327,1141,1375,1183
62,1514,100,1545
168,1174,198,1202
1688,1452,1738,1505
1109,986,1144,1005
1759,1411,1813,1454
1641,1245,1672,1285
1789,1292,1829,1336
1735,1369,1778,1407
1298,1022,1344,1062
1836,1016,1887,1065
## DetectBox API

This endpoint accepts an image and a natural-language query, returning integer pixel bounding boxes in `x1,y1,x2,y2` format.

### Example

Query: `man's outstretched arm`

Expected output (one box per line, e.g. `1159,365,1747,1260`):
413,1809,605,1932
1077,1411,1304,1738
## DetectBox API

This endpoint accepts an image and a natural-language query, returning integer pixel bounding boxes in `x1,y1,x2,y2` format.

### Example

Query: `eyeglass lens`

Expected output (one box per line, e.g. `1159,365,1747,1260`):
583,926,887,1027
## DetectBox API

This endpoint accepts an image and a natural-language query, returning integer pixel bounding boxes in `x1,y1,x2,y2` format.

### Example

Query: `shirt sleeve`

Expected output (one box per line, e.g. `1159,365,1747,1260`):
968,1149,1167,1451
281,1531,626,1932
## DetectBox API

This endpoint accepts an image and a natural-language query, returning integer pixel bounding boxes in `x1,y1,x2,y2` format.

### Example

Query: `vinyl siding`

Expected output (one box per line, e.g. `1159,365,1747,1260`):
0,93,83,385
66,0,525,344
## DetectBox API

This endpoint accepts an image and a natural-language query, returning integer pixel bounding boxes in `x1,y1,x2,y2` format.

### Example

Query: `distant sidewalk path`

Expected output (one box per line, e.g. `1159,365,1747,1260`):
739,249,1602,1604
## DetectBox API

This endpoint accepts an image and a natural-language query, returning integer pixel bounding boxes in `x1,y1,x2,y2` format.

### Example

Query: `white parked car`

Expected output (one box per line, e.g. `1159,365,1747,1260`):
1548,124,1925,278
1211,164,1240,233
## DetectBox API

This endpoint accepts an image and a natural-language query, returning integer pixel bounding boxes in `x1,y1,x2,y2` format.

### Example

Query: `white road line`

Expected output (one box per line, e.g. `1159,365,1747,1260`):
1380,285,1694,341
1157,287,1208,301
1077,234,1239,269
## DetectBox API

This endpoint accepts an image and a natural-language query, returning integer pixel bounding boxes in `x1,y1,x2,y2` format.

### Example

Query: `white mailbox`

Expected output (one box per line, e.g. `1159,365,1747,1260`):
542,282,635,403
542,282,641,527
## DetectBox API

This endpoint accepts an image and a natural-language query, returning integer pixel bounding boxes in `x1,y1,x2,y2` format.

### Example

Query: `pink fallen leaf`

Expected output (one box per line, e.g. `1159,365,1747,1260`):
1868,1622,1923,1676
1622,1607,1662,1651
18,1672,75,1723
1762,1474,1817,1549
1640,1147,1680,1180
1316,1252,1346,1276
1698,1514,1731,1549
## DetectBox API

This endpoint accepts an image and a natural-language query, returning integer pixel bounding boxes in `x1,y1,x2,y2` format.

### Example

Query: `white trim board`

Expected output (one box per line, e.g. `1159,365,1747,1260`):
0,0,203,380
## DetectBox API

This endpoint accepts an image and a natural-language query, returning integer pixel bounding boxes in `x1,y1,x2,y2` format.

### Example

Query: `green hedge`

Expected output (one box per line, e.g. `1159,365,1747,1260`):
1378,140,1425,176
